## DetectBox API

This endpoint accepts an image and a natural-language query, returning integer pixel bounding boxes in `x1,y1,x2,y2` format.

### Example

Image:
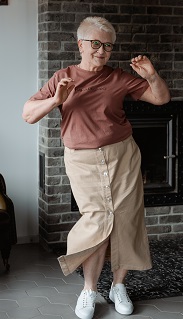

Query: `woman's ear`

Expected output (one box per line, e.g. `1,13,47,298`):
78,40,83,53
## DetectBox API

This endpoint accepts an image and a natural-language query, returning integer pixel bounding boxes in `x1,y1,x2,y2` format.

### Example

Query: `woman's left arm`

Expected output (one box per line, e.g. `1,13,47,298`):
130,55,171,105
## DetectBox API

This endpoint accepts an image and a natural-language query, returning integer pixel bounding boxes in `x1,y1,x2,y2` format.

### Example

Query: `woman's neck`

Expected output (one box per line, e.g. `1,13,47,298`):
78,63,103,72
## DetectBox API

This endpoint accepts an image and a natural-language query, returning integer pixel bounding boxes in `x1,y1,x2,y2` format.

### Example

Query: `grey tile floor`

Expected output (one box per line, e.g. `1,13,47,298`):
0,243,182,319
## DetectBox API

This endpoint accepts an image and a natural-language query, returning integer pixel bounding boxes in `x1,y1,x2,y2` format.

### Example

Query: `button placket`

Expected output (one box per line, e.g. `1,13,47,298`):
96,147,114,217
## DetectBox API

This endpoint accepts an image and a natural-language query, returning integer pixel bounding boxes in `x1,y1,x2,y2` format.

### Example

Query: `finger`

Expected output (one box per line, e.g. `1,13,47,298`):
131,55,141,62
131,55,146,63
130,63,138,71
136,55,142,61
58,78,74,87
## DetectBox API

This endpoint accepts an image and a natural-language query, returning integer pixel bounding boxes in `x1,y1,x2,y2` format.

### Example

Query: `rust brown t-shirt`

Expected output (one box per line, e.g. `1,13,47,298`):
30,65,149,149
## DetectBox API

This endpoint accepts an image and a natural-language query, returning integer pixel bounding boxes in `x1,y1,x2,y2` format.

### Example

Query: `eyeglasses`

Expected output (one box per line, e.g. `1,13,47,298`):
82,39,114,52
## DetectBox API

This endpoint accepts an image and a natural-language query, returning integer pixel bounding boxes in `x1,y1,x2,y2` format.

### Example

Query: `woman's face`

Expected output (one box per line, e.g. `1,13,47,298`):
78,29,113,71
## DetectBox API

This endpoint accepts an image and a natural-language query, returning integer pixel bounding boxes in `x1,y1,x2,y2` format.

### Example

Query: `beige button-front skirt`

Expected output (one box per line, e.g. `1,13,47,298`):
58,136,152,276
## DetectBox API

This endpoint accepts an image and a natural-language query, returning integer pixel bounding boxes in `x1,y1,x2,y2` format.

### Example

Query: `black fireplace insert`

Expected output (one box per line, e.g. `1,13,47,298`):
125,101,183,206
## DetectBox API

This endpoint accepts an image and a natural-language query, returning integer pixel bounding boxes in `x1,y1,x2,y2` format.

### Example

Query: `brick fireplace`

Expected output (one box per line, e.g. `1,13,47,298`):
38,0,183,251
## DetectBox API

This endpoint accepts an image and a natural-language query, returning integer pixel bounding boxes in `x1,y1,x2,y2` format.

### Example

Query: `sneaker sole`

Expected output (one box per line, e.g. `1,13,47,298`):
75,307,95,319
109,291,134,315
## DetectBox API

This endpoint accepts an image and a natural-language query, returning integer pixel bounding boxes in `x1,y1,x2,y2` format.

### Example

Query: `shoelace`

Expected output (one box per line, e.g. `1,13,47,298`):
82,289,96,308
114,287,131,303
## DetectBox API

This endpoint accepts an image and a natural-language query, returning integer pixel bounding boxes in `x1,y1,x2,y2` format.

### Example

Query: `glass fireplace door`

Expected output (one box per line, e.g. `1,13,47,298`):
129,115,176,193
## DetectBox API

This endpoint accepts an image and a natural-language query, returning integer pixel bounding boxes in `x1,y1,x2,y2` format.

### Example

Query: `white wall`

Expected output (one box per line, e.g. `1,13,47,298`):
0,0,38,243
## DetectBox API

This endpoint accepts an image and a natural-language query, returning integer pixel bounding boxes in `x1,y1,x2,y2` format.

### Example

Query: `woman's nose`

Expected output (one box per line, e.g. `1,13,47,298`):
97,45,105,54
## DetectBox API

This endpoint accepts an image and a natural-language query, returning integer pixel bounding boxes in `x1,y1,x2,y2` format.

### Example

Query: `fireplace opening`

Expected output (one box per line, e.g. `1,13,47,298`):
71,101,183,209
129,114,176,193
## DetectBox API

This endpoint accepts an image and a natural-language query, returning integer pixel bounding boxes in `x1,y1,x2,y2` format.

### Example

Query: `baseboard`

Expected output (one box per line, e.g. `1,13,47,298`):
17,235,39,244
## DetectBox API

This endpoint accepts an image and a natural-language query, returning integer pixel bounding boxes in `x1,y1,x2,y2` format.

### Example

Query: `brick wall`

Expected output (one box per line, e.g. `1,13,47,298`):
38,0,183,250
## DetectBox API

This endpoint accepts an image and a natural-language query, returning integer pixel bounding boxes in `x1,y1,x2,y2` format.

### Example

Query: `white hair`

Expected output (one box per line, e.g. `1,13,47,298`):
77,16,116,43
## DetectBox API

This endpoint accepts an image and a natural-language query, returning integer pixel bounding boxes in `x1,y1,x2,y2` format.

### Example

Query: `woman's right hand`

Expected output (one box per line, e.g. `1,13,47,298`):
53,78,75,106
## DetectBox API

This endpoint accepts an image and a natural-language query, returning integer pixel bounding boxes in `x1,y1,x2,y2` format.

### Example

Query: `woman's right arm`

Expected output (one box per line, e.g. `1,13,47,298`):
22,77,74,124
22,97,58,124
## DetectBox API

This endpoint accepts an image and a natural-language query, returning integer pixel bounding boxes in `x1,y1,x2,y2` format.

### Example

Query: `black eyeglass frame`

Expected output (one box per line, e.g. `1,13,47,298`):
81,39,114,52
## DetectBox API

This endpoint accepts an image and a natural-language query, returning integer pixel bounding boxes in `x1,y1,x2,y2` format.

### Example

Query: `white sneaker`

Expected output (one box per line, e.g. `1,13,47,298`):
109,283,134,315
75,289,97,319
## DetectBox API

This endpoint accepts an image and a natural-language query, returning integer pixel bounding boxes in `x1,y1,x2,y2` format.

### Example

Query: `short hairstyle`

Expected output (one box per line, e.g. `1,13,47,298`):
77,16,116,43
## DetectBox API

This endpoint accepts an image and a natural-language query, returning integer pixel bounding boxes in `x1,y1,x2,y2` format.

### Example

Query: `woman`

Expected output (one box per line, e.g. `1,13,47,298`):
22,16,170,319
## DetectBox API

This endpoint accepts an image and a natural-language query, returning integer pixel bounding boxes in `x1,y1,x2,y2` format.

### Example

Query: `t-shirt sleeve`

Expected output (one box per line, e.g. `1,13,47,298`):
121,70,149,101
29,72,59,101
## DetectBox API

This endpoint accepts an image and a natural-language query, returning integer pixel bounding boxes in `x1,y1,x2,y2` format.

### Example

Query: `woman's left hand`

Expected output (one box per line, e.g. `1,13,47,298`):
130,55,156,80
